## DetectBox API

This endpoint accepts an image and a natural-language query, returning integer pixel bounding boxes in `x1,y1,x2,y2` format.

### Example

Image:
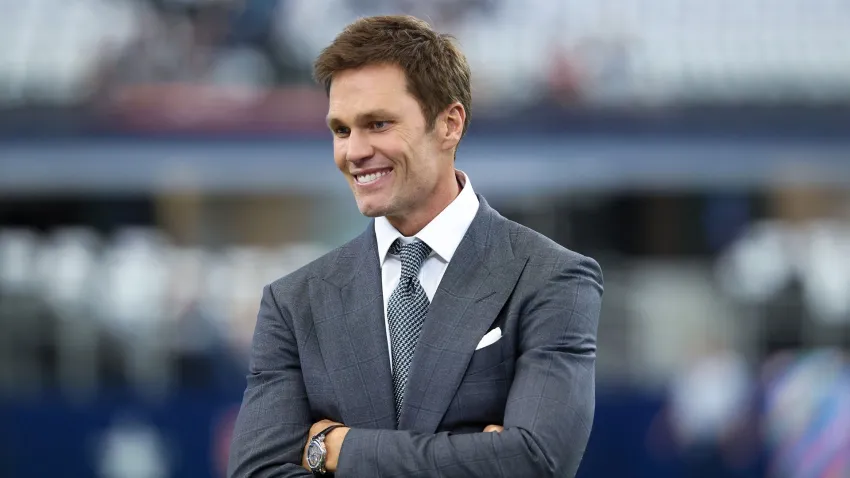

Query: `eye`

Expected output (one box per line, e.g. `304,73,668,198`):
333,126,350,138
370,121,389,131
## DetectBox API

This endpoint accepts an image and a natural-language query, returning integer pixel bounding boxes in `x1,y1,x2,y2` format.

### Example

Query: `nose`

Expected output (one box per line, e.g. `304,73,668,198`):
345,129,374,164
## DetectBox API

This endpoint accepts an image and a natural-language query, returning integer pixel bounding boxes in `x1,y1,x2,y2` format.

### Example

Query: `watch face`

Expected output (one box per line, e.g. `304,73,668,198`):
307,440,325,469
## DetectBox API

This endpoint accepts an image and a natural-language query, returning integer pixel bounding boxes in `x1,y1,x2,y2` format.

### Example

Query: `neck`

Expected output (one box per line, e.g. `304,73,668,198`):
387,170,461,237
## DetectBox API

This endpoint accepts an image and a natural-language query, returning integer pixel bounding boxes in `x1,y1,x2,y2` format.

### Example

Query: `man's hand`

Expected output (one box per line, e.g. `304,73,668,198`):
300,421,501,470
302,419,350,472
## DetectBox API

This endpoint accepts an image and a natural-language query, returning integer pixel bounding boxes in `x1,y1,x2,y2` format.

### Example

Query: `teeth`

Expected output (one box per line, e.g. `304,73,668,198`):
356,170,389,184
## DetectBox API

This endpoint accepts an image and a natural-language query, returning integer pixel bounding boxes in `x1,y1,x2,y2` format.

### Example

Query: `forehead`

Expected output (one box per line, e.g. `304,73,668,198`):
327,64,418,121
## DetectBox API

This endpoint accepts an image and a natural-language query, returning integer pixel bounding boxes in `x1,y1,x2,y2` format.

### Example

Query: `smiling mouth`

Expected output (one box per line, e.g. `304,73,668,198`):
354,169,391,185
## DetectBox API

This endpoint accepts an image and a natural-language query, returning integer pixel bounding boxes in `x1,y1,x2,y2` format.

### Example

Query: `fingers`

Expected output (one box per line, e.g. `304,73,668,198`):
483,424,504,433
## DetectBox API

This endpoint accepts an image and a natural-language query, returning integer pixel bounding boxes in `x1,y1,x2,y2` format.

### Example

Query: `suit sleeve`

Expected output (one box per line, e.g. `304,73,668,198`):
335,254,603,478
227,284,313,477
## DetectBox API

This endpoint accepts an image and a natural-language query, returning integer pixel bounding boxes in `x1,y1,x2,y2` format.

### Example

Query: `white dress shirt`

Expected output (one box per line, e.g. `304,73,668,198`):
374,170,480,371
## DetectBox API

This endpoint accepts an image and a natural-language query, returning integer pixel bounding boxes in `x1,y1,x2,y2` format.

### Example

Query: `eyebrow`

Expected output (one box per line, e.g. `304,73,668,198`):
327,109,398,128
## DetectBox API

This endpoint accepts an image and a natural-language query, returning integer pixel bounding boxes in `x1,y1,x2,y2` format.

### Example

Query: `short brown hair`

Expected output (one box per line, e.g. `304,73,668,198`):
313,15,472,137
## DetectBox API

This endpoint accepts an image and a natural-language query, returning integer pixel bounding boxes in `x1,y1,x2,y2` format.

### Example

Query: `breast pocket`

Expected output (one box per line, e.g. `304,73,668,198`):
463,338,509,381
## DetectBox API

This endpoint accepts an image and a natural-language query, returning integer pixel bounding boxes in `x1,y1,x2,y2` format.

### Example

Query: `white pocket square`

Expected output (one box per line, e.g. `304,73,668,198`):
475,327,501,350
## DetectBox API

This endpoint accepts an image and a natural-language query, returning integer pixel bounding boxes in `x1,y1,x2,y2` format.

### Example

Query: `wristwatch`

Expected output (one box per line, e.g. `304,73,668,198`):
306,424,344,476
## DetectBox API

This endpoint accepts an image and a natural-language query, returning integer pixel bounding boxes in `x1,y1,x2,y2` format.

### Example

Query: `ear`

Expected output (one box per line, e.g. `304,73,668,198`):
439,102,465,151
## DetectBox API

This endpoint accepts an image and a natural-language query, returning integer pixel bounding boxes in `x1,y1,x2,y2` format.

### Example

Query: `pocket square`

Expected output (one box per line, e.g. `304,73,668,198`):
475,327,501,350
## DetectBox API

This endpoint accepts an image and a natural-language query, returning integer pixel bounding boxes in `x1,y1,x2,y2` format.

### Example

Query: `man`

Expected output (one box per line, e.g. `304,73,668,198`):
228,15,603,478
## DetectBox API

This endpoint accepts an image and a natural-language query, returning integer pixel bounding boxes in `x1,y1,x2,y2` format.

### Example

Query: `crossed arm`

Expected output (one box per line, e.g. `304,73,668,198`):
227,255,603,478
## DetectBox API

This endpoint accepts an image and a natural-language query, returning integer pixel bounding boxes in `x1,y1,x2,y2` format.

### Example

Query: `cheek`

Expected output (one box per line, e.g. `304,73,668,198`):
387,136,420,172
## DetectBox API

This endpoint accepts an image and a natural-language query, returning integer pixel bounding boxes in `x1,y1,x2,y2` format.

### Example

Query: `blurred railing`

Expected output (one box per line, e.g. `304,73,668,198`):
2,218,849,398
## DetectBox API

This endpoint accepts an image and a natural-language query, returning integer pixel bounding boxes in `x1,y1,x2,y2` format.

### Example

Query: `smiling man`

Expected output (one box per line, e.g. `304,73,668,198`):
326,61,462,237
227,15,604,478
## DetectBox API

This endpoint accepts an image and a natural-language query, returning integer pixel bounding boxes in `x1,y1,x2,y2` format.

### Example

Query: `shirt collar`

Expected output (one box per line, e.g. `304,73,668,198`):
375,170,479,266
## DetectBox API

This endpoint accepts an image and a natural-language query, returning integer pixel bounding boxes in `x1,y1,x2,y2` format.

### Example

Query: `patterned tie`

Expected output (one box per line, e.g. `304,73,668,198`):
387,238,432,423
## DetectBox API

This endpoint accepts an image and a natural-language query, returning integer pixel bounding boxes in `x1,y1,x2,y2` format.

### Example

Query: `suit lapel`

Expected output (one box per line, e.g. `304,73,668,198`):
310,225,397,430
398,198,529,432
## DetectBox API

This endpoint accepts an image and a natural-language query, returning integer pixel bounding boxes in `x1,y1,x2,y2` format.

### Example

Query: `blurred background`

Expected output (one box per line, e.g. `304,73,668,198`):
2,0,850,476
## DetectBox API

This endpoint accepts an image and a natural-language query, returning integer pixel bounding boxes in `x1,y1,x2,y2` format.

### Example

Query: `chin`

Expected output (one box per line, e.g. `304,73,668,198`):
356,200,390,218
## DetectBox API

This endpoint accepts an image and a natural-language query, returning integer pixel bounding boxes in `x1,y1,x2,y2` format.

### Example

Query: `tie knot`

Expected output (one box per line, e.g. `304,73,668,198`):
389,239,432,279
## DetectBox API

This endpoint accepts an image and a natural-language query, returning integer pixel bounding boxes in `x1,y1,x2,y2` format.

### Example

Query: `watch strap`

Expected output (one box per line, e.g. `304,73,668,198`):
314,424,344,441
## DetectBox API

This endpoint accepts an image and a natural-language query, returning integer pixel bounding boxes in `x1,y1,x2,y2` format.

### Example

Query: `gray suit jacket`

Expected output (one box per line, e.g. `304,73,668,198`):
228,196,603,477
